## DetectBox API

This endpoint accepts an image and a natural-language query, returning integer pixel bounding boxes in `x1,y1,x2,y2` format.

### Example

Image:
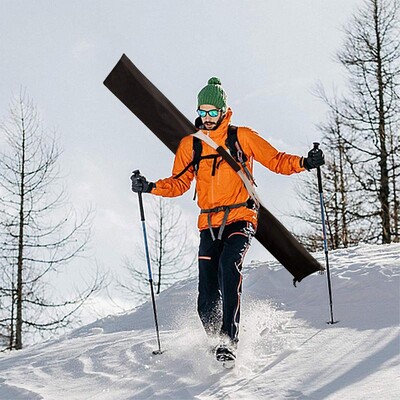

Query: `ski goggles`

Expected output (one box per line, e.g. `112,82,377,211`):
197,109,221,118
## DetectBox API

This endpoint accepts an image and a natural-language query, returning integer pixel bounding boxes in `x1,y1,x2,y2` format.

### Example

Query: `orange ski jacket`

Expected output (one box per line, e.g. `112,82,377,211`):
151,108,305,231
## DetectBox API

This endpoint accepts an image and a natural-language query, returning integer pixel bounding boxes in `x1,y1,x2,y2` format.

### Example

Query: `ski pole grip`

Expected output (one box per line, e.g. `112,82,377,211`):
311,143,323,193
311,142,323,192
132,170,145,221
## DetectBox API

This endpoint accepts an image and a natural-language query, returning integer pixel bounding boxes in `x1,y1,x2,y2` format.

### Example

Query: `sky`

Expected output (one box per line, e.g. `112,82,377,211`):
0,0,365,310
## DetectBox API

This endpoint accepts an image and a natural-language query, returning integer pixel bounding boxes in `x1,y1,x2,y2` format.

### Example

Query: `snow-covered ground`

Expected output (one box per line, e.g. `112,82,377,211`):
1,243,399,399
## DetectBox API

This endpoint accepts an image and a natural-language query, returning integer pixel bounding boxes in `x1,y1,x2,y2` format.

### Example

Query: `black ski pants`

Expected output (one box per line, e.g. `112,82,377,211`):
197,221,255,343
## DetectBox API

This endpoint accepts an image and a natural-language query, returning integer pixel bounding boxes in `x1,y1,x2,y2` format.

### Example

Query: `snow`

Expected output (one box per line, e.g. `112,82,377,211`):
1,243,399,399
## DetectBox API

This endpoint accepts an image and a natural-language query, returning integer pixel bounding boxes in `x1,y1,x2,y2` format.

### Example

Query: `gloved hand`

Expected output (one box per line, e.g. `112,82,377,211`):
303,147,325,170
130,172,155,193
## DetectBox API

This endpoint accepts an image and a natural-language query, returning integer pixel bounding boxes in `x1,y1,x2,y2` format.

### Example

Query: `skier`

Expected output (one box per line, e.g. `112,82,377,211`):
130,77,324,366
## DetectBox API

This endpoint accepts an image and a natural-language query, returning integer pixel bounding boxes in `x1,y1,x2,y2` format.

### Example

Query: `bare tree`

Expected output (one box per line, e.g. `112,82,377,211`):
0,92,101,350
300,0,400,246
119,197,197,304
335,0,399,243
388,121,400,241
293,103,377,251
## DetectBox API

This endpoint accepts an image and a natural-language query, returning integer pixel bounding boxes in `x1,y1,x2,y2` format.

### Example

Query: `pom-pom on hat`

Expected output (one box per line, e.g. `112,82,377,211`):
197,77,227,111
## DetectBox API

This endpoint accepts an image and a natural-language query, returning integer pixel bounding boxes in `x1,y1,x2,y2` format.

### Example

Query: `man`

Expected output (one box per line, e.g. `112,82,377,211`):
131,77,324,366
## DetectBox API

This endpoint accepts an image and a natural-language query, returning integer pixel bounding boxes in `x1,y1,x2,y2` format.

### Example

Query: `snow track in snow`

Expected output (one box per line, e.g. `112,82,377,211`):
1,244,399,399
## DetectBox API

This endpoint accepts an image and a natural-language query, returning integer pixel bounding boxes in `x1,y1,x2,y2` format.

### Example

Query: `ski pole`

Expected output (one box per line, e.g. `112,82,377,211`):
132,170,163,354
313,143,337,325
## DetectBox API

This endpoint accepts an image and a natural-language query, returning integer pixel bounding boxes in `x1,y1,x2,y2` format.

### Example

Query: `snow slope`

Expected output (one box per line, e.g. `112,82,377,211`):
1,243,399,399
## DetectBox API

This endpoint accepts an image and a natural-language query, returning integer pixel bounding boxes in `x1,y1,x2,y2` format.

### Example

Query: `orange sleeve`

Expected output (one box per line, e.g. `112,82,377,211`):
238,127,305,175
151,135,195,197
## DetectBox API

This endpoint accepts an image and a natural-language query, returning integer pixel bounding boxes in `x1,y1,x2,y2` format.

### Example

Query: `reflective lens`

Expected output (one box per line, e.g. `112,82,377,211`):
197,109,220,118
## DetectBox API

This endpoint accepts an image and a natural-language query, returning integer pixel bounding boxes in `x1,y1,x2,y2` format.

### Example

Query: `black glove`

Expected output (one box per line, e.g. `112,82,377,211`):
130,172,154,193
303,147,325,170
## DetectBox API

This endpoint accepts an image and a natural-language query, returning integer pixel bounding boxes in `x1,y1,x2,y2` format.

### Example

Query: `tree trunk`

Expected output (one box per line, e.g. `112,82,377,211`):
15,105,26,350
332,160,340,249
9,283,15,349
391,133,399,241
338,136,349,247
374,0,391,243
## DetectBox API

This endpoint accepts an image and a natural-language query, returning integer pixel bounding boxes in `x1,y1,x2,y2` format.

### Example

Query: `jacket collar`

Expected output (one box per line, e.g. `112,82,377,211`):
201,107,233,140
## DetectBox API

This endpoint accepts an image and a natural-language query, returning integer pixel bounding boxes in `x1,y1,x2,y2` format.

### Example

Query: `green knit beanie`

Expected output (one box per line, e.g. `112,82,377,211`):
197,77,227,111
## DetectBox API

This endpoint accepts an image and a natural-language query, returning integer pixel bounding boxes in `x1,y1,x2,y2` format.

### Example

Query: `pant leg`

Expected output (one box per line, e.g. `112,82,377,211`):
197,228,222,336
218,221,255,343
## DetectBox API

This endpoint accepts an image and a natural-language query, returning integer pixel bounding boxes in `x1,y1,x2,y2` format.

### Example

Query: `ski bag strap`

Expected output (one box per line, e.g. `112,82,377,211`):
192,131,262,207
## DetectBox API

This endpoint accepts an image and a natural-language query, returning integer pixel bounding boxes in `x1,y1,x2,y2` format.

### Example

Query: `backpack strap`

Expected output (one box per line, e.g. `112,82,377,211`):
192,130,262,206
192,137,220,176
173,136,204,180
173,125,255,202
226,125,256,186
192,136,202,175
173,118,203,180
173,159,194,180
226,125,247,163
174,136,220,179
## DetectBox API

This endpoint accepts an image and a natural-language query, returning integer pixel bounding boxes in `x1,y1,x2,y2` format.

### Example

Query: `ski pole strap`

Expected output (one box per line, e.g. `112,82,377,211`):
201,202,248,240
